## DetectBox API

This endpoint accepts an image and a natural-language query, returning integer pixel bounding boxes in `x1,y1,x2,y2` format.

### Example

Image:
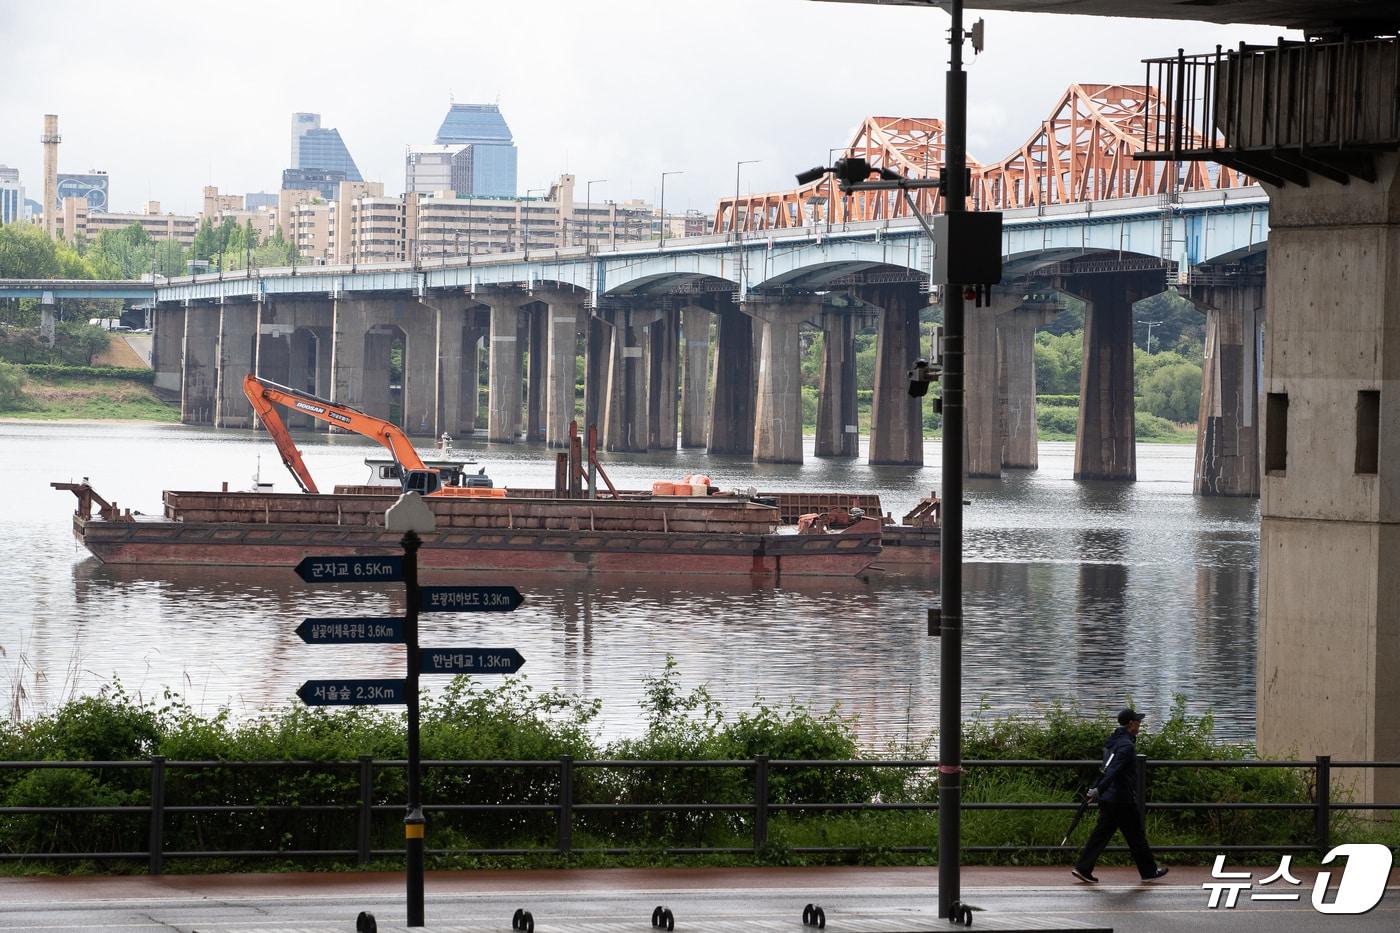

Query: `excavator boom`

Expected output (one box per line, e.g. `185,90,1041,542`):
243,374,435,494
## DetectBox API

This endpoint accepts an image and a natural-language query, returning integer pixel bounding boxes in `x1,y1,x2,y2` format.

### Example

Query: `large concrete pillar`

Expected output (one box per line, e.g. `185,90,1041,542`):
544,295,583,448
1256,152,1400,806
151,304,184,394
814,309,858,458
749,299,817,464
330,297,369,413
603,308,654,452
525,305,546,443
362,329,395,423
181,303,218,425
584,311,611,436
1061,272,1161,481
399,302,437,436
649,309,679,451
1188,279,1264,497
422,295,467,438
998,302,1058,470
214,300,257,428
867,283,925,466
680,306,711,448
461,322,485,433
485,298,524,443
707,297,755,456
964,293,1016,477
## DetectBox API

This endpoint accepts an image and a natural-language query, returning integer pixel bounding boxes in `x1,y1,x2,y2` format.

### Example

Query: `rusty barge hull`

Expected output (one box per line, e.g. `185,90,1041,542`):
68,490,882,577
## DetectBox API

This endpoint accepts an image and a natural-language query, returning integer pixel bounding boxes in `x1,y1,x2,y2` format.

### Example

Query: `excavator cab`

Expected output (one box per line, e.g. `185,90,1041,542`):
404,469,443,496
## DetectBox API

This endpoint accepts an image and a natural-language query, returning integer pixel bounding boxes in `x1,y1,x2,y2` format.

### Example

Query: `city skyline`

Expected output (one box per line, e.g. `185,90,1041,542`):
0,0,1290,217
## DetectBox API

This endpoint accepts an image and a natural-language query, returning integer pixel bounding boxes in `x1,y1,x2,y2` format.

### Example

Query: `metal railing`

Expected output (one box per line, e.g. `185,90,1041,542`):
1,755,1396,873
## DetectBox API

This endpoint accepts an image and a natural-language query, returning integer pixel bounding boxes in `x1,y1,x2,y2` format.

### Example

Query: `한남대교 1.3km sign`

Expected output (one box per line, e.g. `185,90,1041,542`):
419,647,525,675
294,555,404,583
419,585,524,612
297,678,407,706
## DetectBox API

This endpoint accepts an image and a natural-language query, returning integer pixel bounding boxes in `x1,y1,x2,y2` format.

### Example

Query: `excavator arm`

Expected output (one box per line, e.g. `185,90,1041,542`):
242,374,434,494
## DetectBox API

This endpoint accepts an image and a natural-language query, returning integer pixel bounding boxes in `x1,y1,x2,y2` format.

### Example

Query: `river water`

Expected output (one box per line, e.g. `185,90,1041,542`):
3,421,1260,747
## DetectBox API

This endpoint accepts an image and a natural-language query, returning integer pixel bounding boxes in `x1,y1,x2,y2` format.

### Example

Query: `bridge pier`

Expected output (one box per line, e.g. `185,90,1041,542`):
525,305,546,443
707,296,755,456
255,299,332,429
999,301,1058,469
648,309,679,451
815,309,859,458
1187,279,1263,497
215,300,257,428
603,308,655,452
964,291,1021,477
152,305,184,395
680,306,711,448
866,282,925,466
1257,151,1400,805
181,302,217,425
461,313,487,434
749,299,817,464
483,293,528,443
544,293,585,449
583,311,611,438
1060,272,1162,481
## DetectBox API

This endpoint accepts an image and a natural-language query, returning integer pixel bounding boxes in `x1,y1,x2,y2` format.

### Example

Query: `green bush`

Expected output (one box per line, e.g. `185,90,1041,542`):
1142,361,1203,423
0,361,29,410
1037,407,1078,438
1036,395,1079,409
18,364,155,383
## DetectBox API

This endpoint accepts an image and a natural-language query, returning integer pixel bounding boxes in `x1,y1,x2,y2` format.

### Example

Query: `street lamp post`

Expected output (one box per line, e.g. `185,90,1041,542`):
1144,319,1164,353
658,171,683,249
732,159,760,243
585,178,607,254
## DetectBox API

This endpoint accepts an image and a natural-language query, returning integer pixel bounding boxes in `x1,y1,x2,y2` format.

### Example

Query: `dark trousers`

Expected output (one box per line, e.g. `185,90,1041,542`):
1073,797,1158,878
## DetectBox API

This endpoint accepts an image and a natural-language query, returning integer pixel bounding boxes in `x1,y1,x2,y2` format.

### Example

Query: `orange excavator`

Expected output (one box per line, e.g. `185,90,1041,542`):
242,374,494,497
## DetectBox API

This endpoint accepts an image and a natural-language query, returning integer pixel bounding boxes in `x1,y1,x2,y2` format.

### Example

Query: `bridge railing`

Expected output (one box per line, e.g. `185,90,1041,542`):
0,755,1393,872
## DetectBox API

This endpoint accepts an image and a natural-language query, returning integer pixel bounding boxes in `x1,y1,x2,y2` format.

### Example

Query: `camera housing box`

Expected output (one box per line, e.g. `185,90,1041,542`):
931,212,1003,286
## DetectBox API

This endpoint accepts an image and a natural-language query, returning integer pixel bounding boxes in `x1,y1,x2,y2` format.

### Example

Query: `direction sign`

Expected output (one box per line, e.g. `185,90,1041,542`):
419,586,524,613
297,678,407,706
296,617,406,644
295,555,404,583
419,647,526,675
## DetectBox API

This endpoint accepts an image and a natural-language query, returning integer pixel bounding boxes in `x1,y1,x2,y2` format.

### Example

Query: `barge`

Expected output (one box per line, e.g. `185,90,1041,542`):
54,483,885,578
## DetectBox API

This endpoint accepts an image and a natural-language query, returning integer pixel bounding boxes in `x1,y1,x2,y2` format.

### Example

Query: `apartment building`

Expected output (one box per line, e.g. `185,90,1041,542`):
60,197,199,245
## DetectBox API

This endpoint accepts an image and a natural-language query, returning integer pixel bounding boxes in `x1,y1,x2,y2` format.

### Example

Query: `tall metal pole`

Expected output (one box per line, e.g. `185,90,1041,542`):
938,0,966,920
403,529,425,927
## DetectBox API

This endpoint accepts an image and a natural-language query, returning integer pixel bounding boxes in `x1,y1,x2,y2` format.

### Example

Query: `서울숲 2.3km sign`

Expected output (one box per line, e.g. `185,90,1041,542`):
296,678,407,706
419,585,524,612
294,555,404,583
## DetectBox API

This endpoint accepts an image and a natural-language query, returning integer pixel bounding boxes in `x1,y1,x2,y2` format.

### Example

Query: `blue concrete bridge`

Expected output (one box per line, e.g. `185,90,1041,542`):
1,186,1269,493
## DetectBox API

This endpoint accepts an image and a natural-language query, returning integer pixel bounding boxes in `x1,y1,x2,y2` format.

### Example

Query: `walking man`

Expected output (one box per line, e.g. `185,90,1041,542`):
1071,708,1169,883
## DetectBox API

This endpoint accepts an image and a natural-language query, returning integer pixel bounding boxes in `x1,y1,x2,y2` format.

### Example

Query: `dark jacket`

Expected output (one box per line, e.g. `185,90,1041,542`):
1091,726,1138,803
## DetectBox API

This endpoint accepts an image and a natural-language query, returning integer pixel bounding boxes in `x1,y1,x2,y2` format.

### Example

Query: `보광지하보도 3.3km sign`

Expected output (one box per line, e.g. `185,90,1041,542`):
1204,845,1393,914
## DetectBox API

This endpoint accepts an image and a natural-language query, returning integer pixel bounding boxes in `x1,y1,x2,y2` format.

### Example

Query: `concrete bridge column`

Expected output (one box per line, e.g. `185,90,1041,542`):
1060,272,1162,481
680,306,711,448
603,308,655,452
398,302,438,436
181,303,218,425
999,302,1059,470
649,309,679,451
749,299,818,464
461,317,486,434
867,283,925,466
525,305,547,443
707,297,755,456
1188,280,1264,497
964,291,1021,477
544,295,584,448
584,311,611,436
362,328,396,423
815,309,858,458
330,297,370,414
214,300,257,428
1256,152,1400,806
484,297,525,443
421,295,467,437
152,304,184,395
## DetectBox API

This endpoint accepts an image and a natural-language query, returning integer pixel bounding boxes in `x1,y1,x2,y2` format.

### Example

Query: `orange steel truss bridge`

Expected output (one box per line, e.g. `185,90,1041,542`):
713,83,1249,234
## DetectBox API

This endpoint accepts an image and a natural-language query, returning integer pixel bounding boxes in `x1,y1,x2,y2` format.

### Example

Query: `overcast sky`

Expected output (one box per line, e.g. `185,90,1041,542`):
0,1,1291,217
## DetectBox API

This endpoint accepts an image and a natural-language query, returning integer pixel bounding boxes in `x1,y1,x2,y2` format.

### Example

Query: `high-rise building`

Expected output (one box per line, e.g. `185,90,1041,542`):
0,165,24,224
405,144,472,196
245,192,278,212
423,102,518,197
290,112,362,182
281,168,346,201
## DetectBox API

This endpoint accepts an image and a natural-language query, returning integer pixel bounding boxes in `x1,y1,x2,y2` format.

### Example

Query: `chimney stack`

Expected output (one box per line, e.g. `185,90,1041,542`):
41,114,60,238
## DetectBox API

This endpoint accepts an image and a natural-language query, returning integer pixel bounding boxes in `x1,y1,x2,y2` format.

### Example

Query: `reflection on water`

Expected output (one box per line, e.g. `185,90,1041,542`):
5,421,1259,746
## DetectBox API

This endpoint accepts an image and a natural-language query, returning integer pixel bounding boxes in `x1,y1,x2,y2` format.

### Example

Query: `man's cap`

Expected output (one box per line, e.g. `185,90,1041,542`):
1118,708,1145,725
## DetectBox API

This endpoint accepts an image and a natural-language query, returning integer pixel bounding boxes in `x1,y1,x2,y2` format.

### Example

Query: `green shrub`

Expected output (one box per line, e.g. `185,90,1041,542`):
0,361,29,410
19,364,155,384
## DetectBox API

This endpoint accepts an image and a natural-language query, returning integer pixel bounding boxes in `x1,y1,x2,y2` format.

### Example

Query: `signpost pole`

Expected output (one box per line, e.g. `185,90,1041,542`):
402,529,425,928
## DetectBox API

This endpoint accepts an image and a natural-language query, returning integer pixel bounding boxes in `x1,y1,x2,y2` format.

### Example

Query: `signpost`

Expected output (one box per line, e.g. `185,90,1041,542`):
419,585,524,612
291,495,527,928
297,678,407,705
419,647,525,675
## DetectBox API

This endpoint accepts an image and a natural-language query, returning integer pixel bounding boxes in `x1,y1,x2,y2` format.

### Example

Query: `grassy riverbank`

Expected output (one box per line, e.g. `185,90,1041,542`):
0,364,178,422
2,661,1393,875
